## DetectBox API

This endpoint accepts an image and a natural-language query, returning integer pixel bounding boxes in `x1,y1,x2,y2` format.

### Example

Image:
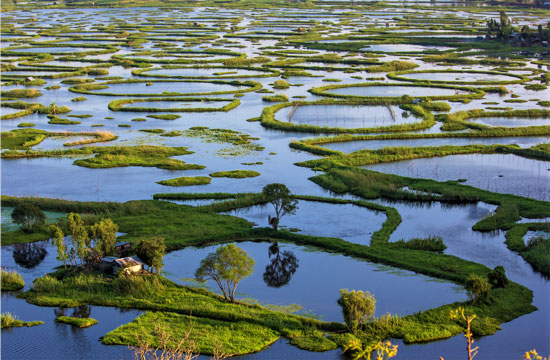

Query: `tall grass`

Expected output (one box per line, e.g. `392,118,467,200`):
1,269,25,291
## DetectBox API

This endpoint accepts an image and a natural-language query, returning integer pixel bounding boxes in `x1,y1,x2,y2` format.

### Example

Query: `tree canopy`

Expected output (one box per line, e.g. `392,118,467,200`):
195,243,255,302
136,237,166,274
261,183,298,230
11,203,45,233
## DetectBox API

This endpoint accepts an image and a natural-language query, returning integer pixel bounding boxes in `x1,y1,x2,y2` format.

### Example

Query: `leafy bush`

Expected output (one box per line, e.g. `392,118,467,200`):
465,274,492,304
11,203,45,233
1,269,25,291
488,266,508,288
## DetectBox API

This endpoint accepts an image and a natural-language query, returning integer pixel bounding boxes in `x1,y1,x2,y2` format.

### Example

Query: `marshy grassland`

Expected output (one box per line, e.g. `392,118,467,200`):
1,1,549,359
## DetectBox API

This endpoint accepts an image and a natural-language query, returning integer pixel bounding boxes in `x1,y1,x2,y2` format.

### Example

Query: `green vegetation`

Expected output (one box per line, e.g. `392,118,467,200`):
157,176,212,187
195,243,255,302
338,289,376,333
2,145,203,171
391,236,446,253
505,223,550,276
1,89,42,99
104,311,279,356
137,237,166,274
1,269,25,291
55,316,98,328
11,202,45,233
161,127,264,157
146,114,181,120
262,183,298,231
273,79,290,89
17,122,35,128
1,313,43,329
209,170,260,178
108,97,240,113
262,94,289,102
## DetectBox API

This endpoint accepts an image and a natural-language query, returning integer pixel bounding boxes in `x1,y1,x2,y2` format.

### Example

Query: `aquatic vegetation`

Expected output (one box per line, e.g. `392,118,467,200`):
1,313,43,329
108,97,240,113
209,170,261,178
273,79,290,89
163,127,264,157
262,94,288,102
1,89,42,99
146,114,181,120
157,176,212,187
1,269,25,291
55,316,98,328
2,145,202,171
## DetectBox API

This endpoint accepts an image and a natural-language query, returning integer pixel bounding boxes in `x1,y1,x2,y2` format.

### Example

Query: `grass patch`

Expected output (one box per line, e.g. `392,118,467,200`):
209,170,260,178
103,311,279,356
157,176,212,187
147,114,181,120
1,313,43,329
1,269,25,291
55,316,98,328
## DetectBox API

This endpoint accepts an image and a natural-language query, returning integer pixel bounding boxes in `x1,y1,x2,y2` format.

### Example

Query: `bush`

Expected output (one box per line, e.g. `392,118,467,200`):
112,274,164,297
11,203,45,233
338,289,375,333
465,274,492,304
273,79,290,89
1,269,25,291
487,266,508,288
33,275,59,293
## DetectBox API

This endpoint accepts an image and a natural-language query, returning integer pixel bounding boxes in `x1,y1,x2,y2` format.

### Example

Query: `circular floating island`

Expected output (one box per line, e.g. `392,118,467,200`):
310,82,484,101
388,70,527,85
133,66,279,79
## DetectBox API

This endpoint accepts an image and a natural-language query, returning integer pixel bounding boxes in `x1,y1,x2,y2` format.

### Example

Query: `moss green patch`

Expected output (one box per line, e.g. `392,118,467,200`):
209,170,260,178
55,316,98,328
157,176,212,187
103,311,279,356
147,114,181,120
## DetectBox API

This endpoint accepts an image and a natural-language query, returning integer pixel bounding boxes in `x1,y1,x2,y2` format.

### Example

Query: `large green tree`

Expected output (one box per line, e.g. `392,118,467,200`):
261,183,298,230
195,243,255,302
136,237,166,274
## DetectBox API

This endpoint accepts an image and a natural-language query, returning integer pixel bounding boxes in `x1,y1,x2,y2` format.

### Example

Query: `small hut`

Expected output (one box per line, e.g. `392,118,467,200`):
101,256,144,275
114,242,132,257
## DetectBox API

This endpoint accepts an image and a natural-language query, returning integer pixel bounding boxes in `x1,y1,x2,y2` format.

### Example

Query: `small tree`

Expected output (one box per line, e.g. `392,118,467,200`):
338,289,376,333
11,203,45,233
137,237,166,274
261,183,298,230
487,266,508,288
195,244,255,302
465,274,492,304
50,225,69,268
90,218,118,257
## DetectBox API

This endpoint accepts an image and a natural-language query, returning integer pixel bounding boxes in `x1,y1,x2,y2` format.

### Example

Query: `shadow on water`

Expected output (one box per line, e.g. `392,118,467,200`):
263,242,299,288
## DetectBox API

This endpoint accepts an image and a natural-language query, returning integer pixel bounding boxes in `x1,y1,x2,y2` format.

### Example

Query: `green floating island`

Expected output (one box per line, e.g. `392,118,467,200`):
147,114,181,120
17,122,36,128
209,170,261,178
55,316,98,328
103,311,279,356
157,176,211,186
1,313,43,329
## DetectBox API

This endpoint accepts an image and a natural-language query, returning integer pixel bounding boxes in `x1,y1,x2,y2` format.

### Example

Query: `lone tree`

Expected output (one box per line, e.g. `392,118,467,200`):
262,183,298,230
465,274,492,304
195,244,255,302
338,289,376,333
11,203,45,233
136,237,166,274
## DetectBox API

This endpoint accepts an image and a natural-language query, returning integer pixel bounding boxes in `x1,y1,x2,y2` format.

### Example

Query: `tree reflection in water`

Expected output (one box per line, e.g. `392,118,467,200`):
13,242,47,269
263,242,299,288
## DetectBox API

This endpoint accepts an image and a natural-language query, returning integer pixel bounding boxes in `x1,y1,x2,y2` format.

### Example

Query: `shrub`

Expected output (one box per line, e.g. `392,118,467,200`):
273,79,290,89
1,269,25,291
33,275,59,293
11,203,45,233
487,266,508,288
465,274,492,304
338,289,375,333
